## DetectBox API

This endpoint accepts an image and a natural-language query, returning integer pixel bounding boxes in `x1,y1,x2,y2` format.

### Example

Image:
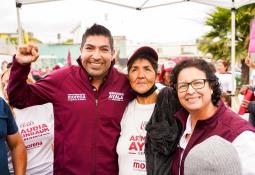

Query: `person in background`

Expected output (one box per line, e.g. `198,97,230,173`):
145,87,181,175
184,136,241,175
44,66,52,75
240,84,255,127
52,64,61,71
1,67,54,175
158,61,176,87
117,46,158,175
7,23,133,175
240,55,255,126
215,59,233,93
0,96,27,175
169,59,255,175
1,60,8,74
215,59,234,106
0,61,8,97
245,54,255,69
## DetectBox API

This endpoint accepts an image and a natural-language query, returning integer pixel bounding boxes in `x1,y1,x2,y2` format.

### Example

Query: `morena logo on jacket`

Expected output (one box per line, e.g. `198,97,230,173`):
108,91,124,101
67,93,86,101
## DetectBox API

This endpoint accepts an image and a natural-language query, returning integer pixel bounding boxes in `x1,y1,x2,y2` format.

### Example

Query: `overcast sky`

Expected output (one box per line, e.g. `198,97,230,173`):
0,0,215,43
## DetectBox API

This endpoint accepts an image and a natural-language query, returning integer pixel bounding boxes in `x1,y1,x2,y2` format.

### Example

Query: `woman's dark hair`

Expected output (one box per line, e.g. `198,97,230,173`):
170,59,222,106
145,87,182,175
127,53,158,74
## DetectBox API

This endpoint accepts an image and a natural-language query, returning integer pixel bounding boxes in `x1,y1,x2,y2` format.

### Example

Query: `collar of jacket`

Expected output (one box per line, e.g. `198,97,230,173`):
175,100,225,131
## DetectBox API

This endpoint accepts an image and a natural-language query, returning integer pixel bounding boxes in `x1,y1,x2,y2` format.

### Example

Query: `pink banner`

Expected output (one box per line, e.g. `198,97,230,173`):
66,49,72,66
249,20,255,53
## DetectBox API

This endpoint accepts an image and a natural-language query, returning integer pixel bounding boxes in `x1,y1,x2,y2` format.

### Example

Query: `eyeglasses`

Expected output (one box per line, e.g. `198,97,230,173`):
176,79,208,93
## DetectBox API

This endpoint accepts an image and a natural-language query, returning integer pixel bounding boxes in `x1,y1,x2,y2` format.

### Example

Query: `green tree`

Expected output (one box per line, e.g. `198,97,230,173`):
198,7,231,60
198,4,255,85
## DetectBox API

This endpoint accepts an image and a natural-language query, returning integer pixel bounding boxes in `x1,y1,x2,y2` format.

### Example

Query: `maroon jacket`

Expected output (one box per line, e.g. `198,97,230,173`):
171,101,255,175
8,57,133,175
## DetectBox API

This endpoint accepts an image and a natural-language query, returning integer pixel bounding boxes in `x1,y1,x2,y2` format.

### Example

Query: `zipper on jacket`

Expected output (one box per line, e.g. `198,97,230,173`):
179,148,183,175
92,87,99,175
95,98,98,107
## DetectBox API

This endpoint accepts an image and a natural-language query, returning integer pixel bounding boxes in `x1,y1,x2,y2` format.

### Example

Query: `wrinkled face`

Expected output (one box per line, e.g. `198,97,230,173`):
177,67,213,113
80,35,114,80
1,71,10,101
128,58,156,94
216,62,227,73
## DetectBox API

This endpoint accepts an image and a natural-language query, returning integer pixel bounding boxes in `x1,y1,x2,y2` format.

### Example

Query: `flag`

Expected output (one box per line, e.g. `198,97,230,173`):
248,20,255,53
66,49,72,66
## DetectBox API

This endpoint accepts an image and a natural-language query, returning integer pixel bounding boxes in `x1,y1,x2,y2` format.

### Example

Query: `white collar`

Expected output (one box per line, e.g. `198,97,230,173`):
179,115,192,149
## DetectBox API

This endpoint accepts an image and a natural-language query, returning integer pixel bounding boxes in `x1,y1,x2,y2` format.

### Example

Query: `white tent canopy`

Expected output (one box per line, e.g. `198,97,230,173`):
93,0,254,10
16,0,255,92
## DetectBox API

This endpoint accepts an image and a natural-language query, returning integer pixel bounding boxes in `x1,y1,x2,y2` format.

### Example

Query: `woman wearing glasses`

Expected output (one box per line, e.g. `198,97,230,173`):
169,59,255,175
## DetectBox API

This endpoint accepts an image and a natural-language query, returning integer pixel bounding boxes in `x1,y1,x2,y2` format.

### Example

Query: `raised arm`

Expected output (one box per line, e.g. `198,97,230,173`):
7,43,59,108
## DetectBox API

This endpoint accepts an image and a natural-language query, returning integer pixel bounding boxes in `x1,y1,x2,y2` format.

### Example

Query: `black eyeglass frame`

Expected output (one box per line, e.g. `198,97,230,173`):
176,79,209,93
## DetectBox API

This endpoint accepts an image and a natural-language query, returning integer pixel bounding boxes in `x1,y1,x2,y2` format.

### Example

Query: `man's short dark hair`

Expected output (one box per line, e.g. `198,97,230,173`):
80,23,114,51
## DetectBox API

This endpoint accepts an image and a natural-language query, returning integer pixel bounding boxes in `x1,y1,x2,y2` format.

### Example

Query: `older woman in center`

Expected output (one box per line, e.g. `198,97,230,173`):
170,59,255,175
117,46,160,175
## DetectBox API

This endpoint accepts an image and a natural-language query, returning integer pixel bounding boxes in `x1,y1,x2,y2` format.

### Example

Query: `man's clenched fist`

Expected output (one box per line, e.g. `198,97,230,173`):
16,43,40,64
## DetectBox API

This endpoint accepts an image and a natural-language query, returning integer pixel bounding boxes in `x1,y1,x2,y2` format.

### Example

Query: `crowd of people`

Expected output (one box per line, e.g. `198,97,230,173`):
0,23,255,175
